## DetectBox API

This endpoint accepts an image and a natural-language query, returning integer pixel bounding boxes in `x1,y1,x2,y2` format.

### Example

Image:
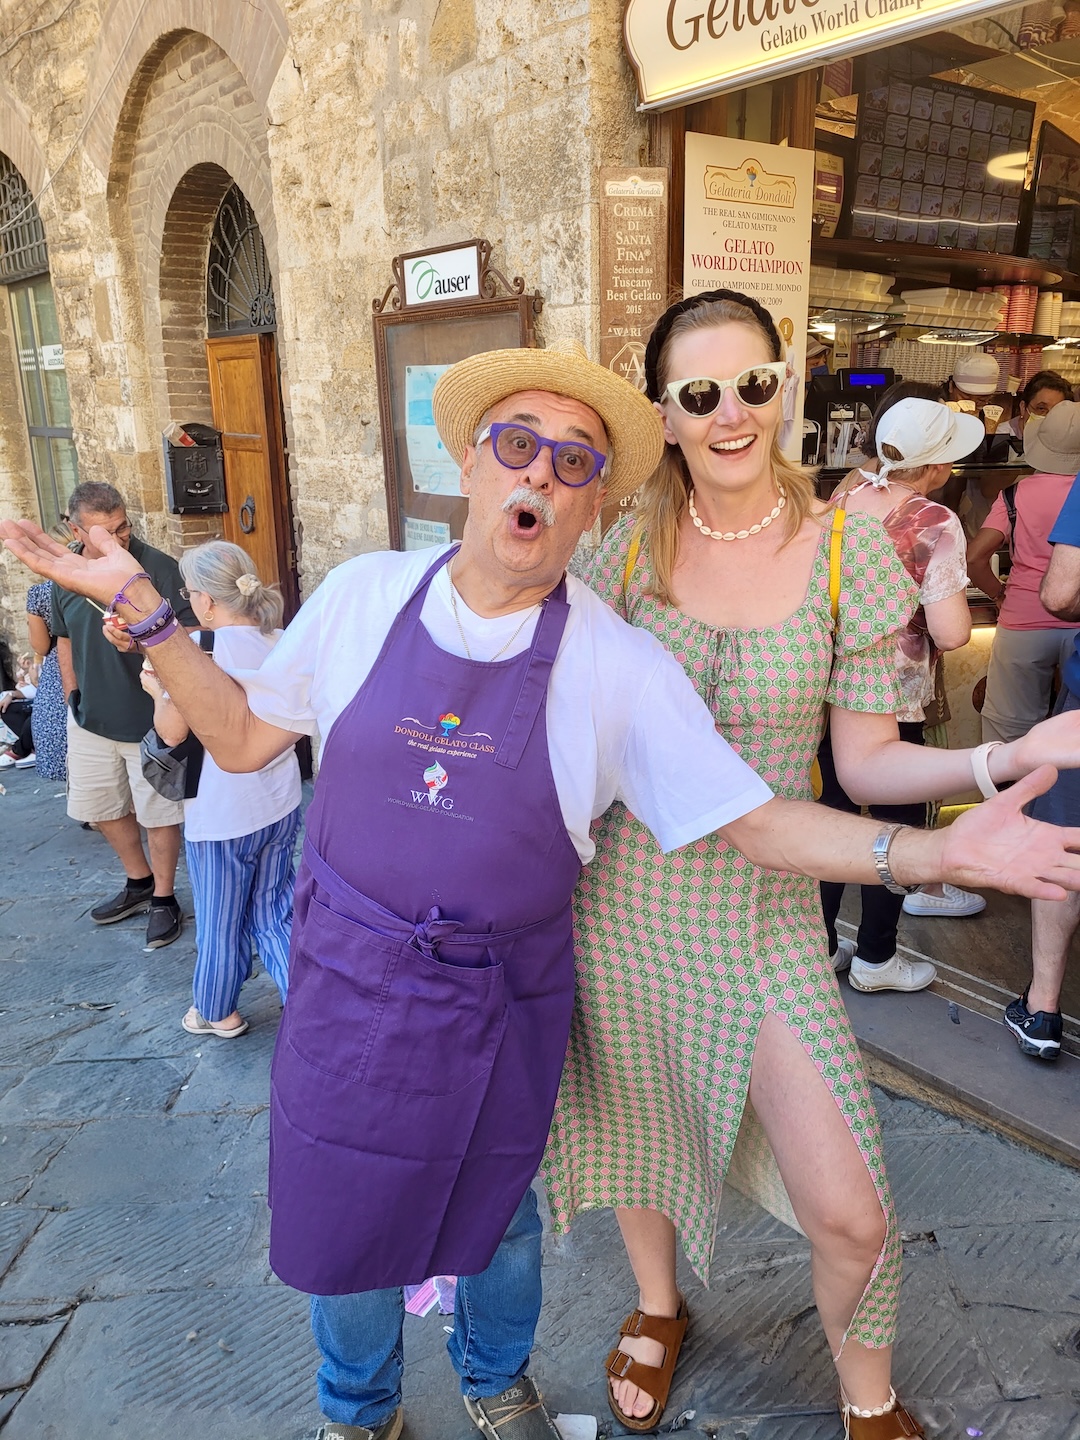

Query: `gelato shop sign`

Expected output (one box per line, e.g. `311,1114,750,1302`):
625,0,1011,109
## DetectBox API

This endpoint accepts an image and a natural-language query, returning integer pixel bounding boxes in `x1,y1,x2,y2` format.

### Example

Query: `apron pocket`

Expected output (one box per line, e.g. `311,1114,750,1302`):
284,894,397,1083
360,942,507,1097
286,892,506,1094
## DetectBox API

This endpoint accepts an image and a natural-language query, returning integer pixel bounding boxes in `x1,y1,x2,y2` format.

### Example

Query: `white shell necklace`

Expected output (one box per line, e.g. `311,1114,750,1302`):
688,485,786,541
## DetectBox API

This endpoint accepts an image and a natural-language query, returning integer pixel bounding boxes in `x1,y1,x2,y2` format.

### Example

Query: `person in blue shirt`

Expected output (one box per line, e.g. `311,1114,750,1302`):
1005,474,1080,1060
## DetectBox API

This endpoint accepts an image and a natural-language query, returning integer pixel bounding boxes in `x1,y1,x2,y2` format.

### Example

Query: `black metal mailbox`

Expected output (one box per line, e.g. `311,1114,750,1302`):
163,423,227,514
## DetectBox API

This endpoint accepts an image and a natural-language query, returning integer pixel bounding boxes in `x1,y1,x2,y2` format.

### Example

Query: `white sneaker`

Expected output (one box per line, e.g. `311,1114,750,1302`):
13,754,35,769
902,883,986,918
831,936,856,973
0,754,13,769
848,953,937,993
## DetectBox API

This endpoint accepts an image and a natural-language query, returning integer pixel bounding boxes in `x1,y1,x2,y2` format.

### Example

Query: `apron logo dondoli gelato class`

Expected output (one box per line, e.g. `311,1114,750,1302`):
394,711,495,760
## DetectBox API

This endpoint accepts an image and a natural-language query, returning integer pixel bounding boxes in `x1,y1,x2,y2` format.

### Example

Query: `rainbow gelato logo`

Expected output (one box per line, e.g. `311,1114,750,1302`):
423,761,449,805
438,712,461,737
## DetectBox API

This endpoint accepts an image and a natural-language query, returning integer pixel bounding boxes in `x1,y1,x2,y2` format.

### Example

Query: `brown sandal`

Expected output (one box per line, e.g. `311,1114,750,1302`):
604,1298,689,1433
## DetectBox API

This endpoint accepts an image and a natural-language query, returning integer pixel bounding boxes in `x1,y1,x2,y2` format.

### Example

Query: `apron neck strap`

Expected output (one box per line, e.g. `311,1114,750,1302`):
495,578,570,770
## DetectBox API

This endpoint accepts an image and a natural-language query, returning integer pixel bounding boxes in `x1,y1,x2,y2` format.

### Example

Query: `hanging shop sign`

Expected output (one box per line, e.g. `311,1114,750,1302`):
624,0,1012,111
683,133,814,463
400,240,482,307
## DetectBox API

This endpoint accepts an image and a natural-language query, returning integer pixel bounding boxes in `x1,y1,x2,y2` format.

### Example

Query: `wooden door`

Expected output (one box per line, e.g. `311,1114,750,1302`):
206,332,298,616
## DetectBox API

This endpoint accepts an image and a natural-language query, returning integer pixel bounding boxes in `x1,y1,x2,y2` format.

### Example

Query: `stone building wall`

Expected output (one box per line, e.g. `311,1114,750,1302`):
0,0,648,658
265,0,646,590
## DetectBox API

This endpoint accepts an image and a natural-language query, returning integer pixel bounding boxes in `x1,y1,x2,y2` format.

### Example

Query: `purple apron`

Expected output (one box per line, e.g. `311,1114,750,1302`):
268,548,580,1295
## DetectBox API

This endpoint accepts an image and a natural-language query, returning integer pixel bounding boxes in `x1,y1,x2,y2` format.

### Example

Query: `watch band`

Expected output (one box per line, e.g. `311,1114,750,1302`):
970,741,1005,800
872,824,920,896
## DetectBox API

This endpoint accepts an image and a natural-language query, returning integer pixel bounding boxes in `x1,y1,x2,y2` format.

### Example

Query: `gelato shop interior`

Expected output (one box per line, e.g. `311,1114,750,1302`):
627,3,1080,1027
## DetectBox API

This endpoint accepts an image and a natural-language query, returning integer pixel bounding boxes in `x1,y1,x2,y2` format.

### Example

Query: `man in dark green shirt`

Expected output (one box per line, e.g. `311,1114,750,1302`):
53,482,197,949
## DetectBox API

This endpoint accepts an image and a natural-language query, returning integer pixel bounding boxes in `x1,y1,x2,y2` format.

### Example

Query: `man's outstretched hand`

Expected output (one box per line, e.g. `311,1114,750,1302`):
936,765,1080,900
0,519,146,607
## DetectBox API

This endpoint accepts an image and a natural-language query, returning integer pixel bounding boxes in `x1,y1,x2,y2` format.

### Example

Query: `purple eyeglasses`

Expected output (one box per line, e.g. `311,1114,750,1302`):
477,422,607,487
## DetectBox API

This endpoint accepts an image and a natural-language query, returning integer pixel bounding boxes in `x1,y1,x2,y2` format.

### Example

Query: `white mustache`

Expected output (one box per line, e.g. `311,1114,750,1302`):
501,486,556,528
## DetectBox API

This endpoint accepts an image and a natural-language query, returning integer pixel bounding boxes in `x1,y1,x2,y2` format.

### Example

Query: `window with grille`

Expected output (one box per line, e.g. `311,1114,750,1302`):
0,154,47,283
206,185,276,335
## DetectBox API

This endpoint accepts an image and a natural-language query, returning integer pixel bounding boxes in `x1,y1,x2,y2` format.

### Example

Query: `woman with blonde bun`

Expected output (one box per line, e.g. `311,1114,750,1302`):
142,541,301,1038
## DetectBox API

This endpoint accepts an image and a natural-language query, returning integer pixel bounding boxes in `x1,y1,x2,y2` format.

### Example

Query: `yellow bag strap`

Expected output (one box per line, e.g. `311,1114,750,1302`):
828,505,846,625
622,529,643,605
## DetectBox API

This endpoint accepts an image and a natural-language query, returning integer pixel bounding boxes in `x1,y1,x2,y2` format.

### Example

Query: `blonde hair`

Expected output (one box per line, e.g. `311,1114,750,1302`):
634,298,816,607
179,541,283,635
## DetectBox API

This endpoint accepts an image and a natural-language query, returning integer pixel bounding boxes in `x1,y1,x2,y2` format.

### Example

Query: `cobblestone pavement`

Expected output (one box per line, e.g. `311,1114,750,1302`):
2,773,1079,1439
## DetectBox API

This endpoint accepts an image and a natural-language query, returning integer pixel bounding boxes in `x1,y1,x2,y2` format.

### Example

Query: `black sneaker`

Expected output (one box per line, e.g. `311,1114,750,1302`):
144,902,183,951
1004,989,1062,1061
90,880,153,924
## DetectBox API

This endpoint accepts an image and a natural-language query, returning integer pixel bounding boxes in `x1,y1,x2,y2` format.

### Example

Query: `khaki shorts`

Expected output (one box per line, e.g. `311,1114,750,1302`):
66,714,185,829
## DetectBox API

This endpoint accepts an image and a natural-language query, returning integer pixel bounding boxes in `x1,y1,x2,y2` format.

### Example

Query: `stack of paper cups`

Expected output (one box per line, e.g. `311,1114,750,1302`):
994,285,1011,330
1034,292,1056,336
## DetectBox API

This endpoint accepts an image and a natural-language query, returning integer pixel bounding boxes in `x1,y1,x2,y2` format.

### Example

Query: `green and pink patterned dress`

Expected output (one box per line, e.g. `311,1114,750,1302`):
543,511,919,1349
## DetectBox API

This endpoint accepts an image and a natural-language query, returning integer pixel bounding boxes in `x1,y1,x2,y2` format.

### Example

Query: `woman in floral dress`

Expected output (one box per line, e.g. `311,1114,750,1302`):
25,581,66,781
542,291,1080,1439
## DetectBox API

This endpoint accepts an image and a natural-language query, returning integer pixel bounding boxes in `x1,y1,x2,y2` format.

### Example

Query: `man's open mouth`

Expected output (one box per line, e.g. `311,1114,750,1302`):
502,488,555,533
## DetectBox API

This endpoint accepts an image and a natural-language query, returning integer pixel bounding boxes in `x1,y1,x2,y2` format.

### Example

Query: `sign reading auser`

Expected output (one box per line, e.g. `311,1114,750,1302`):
625,0,1013,109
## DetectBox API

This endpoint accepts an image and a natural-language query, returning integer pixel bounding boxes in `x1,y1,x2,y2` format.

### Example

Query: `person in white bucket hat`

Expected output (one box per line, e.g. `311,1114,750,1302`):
949,349,1004,402
820,393,988,983
969,399,1080,752
945,351,1015,473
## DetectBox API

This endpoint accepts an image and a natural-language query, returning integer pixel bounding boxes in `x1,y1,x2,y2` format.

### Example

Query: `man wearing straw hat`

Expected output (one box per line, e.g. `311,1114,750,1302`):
5,347,1080,1440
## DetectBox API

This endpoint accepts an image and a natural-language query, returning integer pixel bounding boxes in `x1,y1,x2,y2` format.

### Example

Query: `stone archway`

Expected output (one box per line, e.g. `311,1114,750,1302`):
100,26,293,567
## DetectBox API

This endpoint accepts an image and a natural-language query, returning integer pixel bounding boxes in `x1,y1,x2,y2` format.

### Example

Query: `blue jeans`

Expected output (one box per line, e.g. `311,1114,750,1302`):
311,1187,543,1428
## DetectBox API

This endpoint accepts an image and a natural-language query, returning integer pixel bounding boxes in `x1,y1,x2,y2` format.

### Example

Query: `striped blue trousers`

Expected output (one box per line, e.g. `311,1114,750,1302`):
184,808,301,1022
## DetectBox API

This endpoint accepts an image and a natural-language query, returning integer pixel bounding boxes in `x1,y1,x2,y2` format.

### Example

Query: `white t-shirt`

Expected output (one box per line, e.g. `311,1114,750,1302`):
237,545,772,864
184,627,303,844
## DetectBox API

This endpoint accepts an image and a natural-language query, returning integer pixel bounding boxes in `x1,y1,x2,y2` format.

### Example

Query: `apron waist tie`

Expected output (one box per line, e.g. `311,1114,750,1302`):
302,838,564,956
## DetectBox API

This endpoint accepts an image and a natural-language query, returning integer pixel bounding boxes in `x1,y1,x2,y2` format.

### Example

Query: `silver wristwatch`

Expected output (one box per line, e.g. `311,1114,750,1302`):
872,824,920,896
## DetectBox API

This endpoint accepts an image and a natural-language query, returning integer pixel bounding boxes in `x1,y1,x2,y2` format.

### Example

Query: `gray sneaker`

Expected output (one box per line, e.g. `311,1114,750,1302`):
465,1377,561,1439
832,936,856,973
316,1410,403,1440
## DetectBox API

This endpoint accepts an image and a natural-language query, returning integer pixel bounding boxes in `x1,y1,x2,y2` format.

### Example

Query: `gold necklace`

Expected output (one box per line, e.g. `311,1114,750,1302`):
448,561,540,662
689,485,786,541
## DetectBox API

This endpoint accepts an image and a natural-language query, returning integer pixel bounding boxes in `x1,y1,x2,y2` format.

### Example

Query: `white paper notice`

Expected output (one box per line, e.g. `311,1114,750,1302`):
683,134,814,463
405,364,461,495
404,516,452,551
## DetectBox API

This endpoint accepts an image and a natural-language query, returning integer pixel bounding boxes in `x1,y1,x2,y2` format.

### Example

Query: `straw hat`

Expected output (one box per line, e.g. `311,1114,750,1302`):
431,344,664,501
1023,399,1080,475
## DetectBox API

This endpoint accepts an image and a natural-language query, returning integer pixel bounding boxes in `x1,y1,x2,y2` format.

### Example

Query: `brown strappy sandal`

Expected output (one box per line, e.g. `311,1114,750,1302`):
604,1298,689,1433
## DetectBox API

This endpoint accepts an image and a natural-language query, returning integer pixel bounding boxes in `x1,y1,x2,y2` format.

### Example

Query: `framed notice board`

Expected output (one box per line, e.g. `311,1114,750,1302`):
372,239,543,551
